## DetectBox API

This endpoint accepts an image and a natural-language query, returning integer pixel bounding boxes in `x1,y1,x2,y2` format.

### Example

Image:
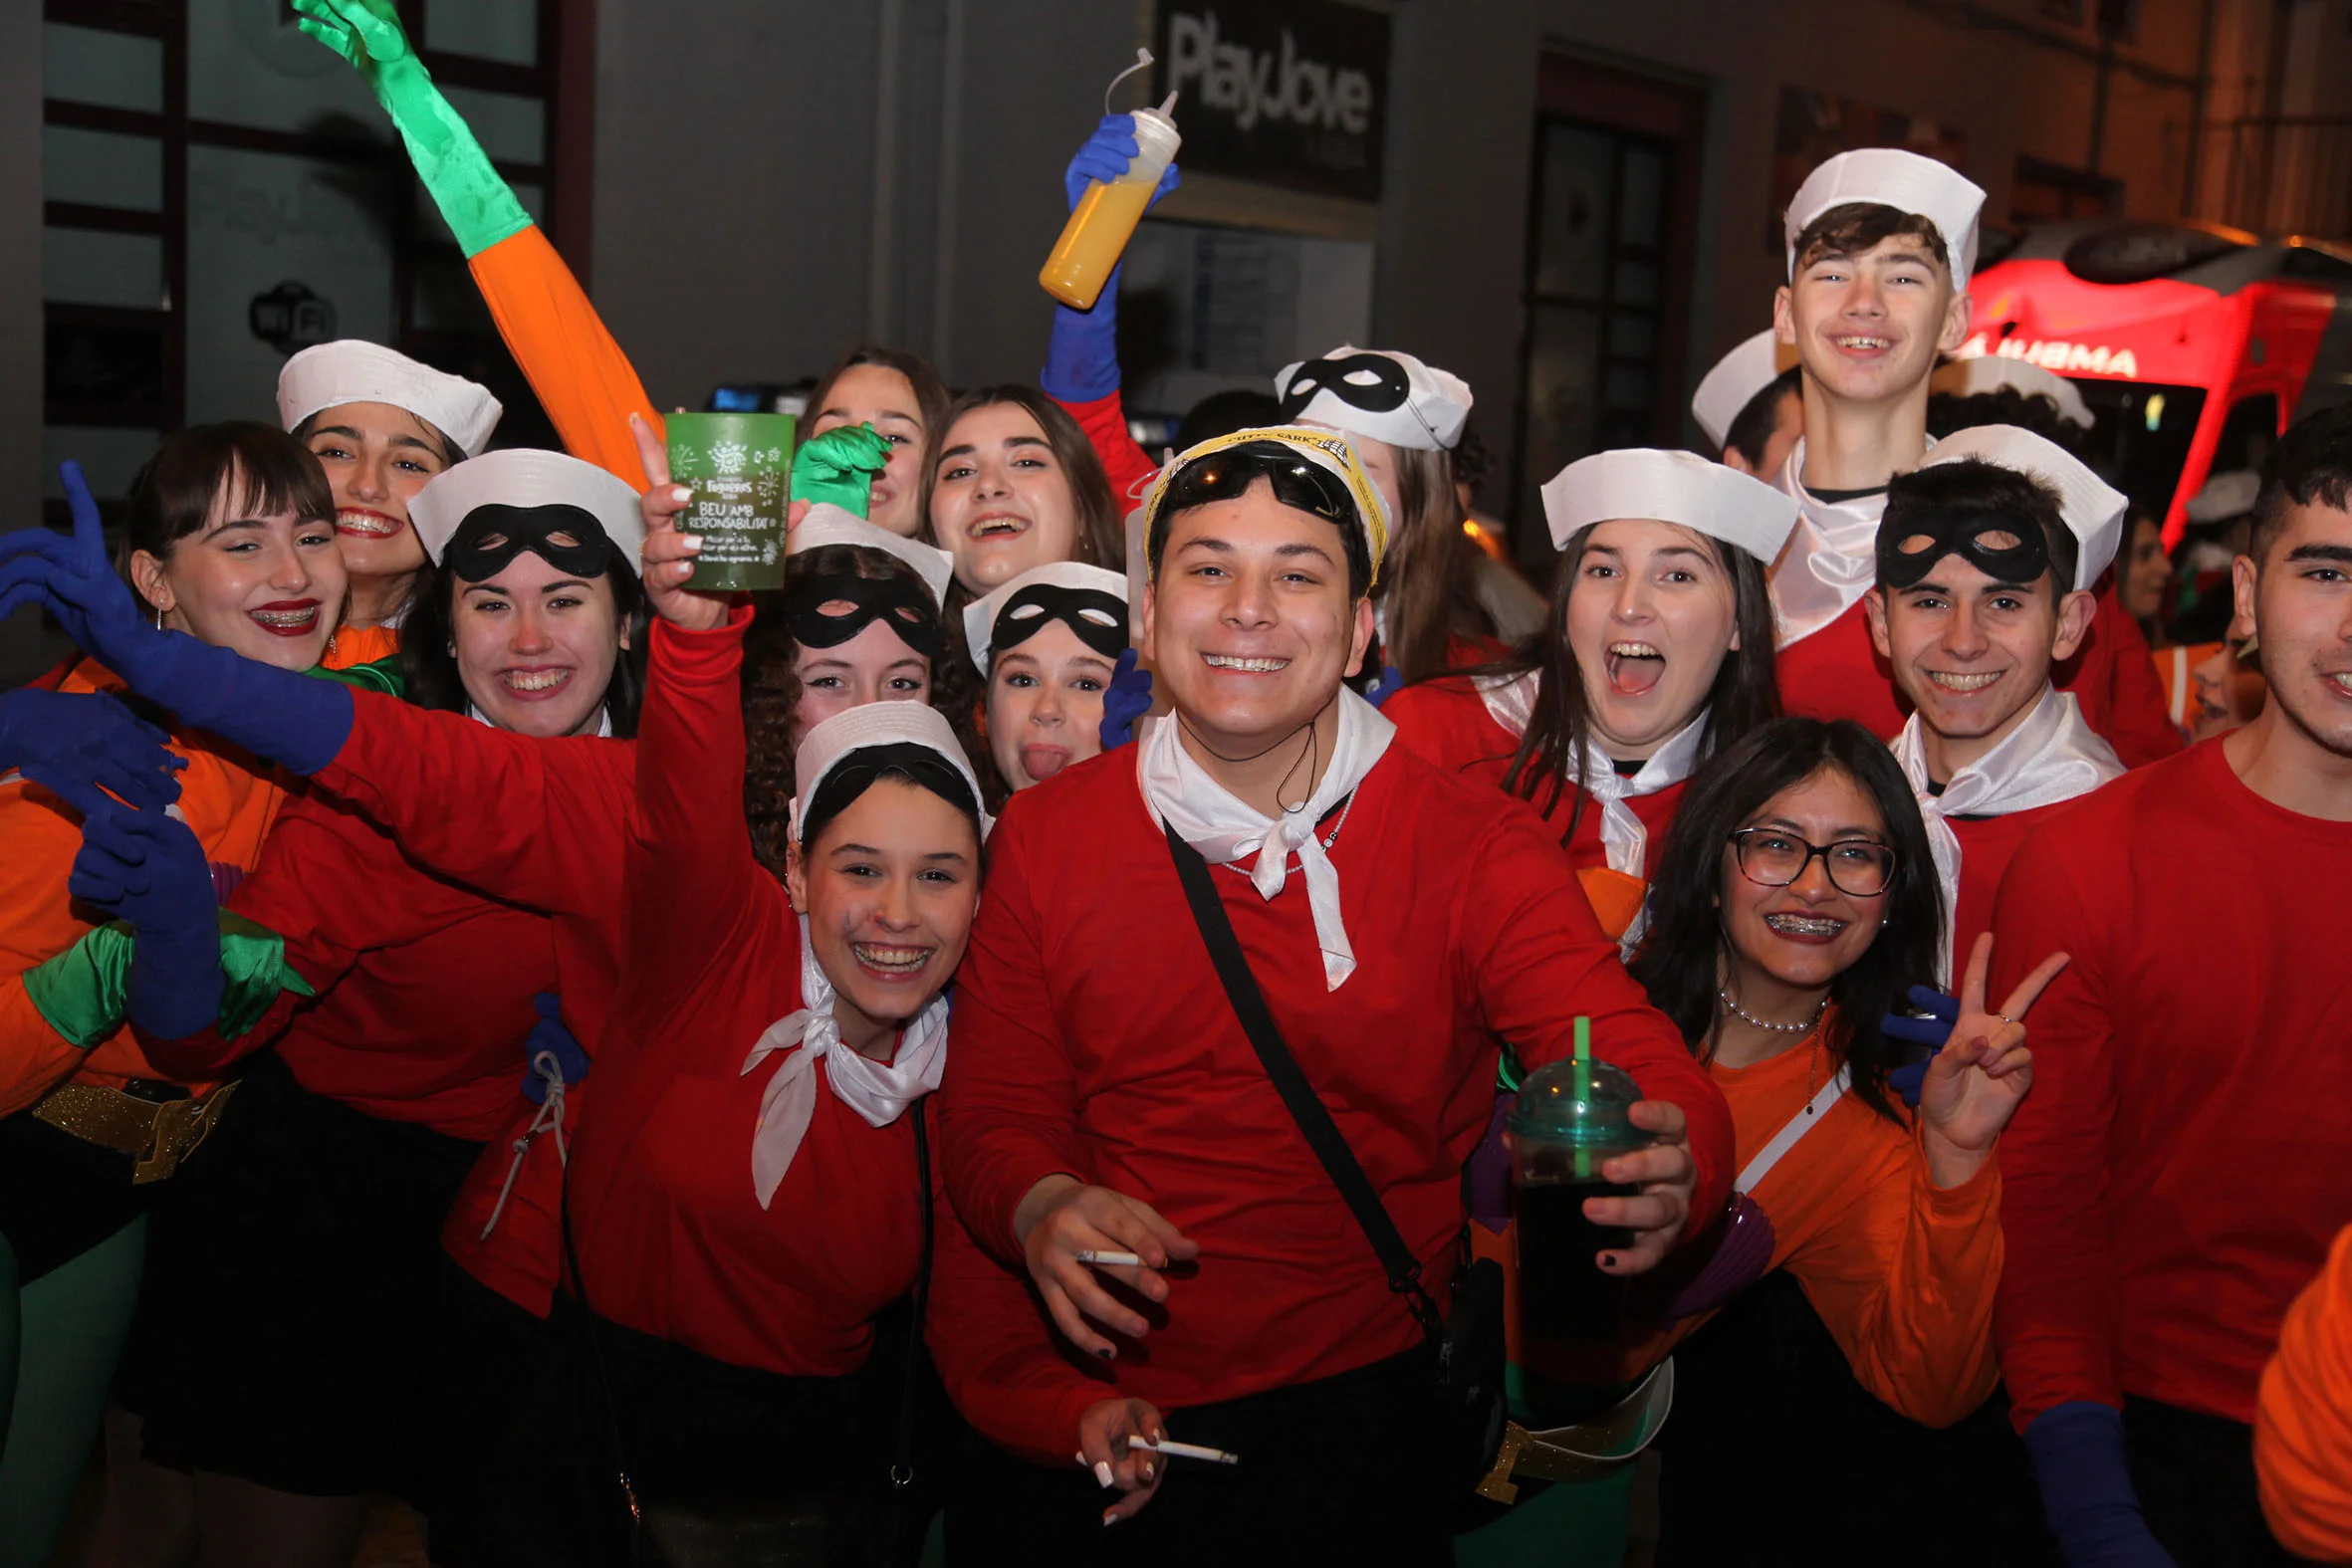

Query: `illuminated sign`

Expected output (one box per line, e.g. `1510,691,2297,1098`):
1956,333,2140,379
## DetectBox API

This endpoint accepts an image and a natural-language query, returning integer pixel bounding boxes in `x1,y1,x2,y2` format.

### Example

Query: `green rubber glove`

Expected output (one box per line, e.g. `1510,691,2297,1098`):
292,0,530,258
305,653,406,700
24,913,318,1049
790,424,893,520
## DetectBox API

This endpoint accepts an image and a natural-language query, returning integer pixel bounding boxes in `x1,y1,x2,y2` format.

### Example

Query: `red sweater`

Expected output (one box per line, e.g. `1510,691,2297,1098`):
1054,387,1158,510
309,696,635,1314
1945,800,2069,976
560,613,928,1378
931,741,1734,1458
142,788,555,1142
1990,739,2352,1429
1381,676,1685,880
1779,587,2183,768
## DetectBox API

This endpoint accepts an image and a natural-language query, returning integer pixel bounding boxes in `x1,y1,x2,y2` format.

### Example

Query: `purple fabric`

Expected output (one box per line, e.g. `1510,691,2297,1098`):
1662,1192,1777,1318
208,861,246,905
1467,1092,1515,1233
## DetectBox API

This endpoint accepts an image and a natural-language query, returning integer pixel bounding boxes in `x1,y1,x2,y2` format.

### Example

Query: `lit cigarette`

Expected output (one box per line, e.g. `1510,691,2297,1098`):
1074,1249,1142,1267
1128,1435,1239,1465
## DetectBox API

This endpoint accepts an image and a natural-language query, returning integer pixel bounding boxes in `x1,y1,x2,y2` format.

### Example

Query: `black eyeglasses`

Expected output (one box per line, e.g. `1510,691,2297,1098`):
1728,827,1897,898
1159,442,1358,529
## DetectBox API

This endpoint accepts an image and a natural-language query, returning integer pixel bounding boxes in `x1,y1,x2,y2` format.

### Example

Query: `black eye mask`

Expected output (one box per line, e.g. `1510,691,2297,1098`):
990,583,1129,663
1876,510,2051,591
445,503,616,583
1280,351,1411,419
783,570,939,659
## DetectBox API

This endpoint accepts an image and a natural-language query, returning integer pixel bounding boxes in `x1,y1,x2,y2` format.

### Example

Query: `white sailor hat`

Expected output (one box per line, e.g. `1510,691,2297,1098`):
2185,468,2260,525
789,505,955,607
789,701,992,845
1541,448,1801,565
962,560,1130,673
277,339,503,457
1274,344,1473,453
1692,331,1800,451
1930,356,2094,429
1784,149,1988,291
407,449,644,569
1917,424,2127,588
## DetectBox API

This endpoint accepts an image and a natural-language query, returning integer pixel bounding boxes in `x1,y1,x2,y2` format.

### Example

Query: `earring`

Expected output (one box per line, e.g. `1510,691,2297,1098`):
152,602,163,631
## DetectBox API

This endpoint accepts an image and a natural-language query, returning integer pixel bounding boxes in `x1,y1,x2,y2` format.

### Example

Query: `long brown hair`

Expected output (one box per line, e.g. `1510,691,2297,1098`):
1377,442,1496,682
920,385,1124,567
1494,522,1780,845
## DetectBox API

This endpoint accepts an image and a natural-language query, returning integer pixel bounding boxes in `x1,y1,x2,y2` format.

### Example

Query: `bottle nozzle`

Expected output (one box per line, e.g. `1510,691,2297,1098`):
1157,90,1180,115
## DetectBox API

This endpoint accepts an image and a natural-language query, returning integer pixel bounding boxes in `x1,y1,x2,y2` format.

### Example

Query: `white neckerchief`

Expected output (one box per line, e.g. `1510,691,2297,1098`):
467,704,614,739
1890,686,2121,981
1768,435,1934,648
1136,690,1395,991
1476,672,1709,878
738,916,950,1209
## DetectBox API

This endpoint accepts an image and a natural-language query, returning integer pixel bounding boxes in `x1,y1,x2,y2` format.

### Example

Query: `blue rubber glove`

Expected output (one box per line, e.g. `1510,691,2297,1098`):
0,463,353,775
2022,1404,2178,1566
1040,115,1181,404
1883,984,1958,1108
0,687,185,816
69,799,223,1040
1362,664,1405,708
1098,647,1154,751
520,992,588,1105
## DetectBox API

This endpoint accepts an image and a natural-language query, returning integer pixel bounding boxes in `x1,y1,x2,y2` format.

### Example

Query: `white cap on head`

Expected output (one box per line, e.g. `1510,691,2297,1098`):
276,339,503,457
1273,344,1473,452
2185,468,2260,525
1783,149,1988,292
789,701,991,846
407,449,644,569
1692,330,1799,450
961,560,1130,673
1930,356,2094,429
1917,424,2127,588
789,504,955,607
1541,449,1801,564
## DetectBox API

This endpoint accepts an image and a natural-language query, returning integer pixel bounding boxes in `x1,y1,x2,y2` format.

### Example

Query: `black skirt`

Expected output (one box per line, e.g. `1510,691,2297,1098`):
0,1104,158,1280
119,1050,483,1499
424,1262,945,1568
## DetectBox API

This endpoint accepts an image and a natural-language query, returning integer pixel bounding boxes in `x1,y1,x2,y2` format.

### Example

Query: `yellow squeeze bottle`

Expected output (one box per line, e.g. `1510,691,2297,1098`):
1039,91,1180,311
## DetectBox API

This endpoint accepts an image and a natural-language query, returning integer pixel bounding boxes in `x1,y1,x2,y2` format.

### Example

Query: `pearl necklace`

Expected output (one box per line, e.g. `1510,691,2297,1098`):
1718,987,1828,1035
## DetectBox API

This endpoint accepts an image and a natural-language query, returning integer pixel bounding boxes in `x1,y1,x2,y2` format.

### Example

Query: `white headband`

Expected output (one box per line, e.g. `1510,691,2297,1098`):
1931,356,2094,429
789,701,991,845
789,505,955,607
1274,344,1473,452
1916,424,2127,589
961,560,1130,672
1692,330,1799,451
1541,448,1800,564
1784,149,1987,292
277,339,502,457
407,448,644,569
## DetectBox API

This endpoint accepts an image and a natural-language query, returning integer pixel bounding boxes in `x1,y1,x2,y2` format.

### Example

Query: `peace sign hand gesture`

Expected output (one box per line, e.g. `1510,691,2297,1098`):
1916,932,2068,1190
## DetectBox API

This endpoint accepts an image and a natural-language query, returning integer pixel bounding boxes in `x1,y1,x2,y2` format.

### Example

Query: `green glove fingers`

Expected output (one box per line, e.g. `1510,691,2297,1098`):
791,424,896,519
21,915,316,1050
293,0,528,257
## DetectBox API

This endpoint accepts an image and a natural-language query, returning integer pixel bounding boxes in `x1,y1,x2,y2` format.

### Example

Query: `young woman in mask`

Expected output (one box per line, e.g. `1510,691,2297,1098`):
277,337,501,664
960,560,1128,796
1384,451,1792,941
0,425,344,1565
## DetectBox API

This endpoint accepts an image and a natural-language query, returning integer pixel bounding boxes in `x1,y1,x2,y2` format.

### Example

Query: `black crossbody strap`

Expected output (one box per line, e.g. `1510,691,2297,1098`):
1162,819,1442,1341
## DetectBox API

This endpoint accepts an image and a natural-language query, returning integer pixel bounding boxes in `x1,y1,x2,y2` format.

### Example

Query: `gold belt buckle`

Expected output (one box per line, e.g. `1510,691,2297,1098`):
1474,1424,1529,1504
132,1081,234,1185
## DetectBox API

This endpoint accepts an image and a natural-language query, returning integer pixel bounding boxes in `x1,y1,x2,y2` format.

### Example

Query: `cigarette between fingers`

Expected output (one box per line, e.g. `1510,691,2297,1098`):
1128,1435,1239,1465
1075,1249,1142,1268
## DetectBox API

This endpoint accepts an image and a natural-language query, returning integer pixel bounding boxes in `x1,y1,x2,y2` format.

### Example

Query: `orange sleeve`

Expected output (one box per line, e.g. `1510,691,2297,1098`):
1779,1121,2005,1429
0,782,120,1114
2258,1225,2352,1561
466,225,663,485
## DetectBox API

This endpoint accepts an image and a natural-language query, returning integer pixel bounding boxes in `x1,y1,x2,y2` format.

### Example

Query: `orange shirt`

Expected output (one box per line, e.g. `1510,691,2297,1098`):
324,622,401,670
0,661,291,1116
2257,1223,2352,1561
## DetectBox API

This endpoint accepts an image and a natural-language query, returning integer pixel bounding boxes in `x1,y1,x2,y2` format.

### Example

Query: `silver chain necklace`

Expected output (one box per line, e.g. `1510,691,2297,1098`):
1718,987,1828,1035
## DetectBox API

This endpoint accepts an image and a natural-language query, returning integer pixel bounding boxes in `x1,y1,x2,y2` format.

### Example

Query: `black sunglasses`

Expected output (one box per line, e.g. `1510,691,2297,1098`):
1159,442,1358,529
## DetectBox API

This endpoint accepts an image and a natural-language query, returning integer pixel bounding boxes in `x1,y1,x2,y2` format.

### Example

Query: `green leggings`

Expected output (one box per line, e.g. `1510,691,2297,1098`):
1452,1464,1637,1567
0,1218,147,1568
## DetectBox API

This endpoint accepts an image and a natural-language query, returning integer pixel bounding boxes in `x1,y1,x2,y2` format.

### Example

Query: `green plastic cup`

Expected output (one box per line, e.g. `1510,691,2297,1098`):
666,411,795,591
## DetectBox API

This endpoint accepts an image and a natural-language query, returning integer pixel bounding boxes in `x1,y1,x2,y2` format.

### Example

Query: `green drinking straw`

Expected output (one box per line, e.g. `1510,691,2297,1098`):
1572,1015,1592,1179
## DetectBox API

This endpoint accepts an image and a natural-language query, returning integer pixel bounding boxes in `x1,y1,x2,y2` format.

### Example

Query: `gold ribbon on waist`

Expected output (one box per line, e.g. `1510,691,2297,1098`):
29,1080,237,1185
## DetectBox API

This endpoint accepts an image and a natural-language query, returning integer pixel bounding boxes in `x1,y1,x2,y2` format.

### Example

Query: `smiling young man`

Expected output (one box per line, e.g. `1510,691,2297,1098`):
1989,404,2352,1566
929,426,1733,1558
1865,425,2128,975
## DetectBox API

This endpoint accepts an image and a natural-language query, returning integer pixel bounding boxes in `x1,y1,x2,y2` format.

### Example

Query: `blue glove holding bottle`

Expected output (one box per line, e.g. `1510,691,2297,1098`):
0,687,184,816
0,463,353,775
1041,116,1180,405
68,799,223,1041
